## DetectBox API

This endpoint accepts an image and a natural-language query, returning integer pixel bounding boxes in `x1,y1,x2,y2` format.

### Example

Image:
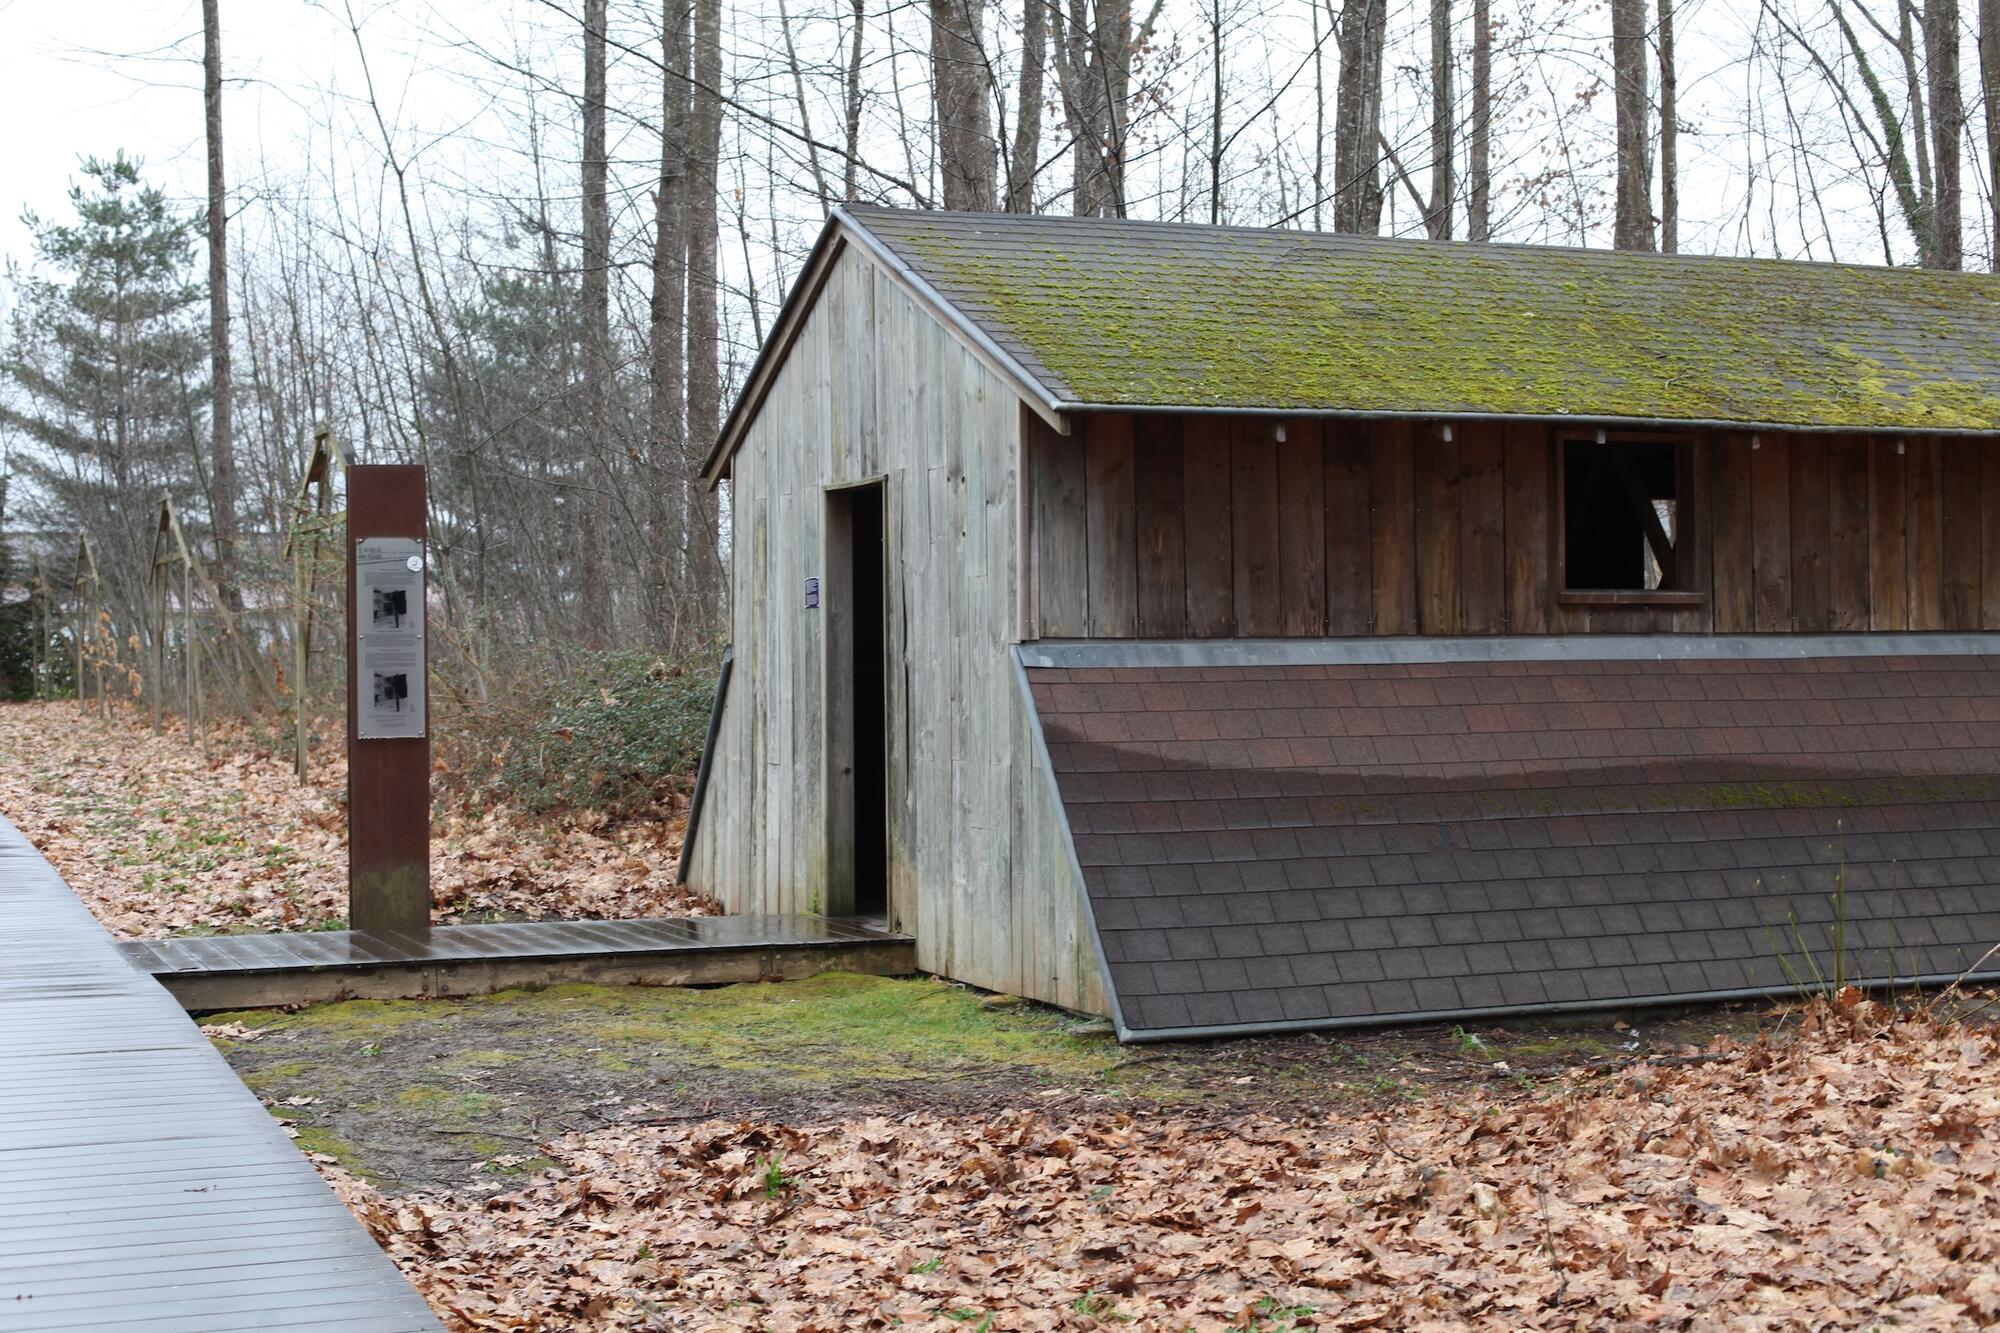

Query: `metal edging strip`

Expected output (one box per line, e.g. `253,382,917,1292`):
1115,966,2000,1044
676,648,733,887
1018,632,2000,671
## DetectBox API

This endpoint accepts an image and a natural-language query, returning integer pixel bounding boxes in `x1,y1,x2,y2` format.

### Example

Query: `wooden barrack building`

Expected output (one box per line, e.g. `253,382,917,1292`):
685,207,2000,1040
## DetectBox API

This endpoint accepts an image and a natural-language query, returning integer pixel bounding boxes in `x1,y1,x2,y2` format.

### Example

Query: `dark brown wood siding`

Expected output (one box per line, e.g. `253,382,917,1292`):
1029,412,2000,638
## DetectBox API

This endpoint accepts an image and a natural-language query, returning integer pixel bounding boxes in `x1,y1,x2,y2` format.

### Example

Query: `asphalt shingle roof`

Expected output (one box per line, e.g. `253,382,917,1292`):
1027,654,2000,1039
845,205,2000,432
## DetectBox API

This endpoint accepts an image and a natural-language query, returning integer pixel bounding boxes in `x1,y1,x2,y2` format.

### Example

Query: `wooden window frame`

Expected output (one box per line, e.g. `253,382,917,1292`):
1554,431,1704,607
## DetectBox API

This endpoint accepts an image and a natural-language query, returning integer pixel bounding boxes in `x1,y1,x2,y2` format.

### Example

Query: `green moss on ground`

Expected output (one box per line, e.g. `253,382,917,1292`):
505,973,1119,1083
215,974,1118,1084
213,974,1130,1189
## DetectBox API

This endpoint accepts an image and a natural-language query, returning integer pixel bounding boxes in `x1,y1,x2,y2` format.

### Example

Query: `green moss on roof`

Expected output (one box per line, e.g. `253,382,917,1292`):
854,209,2000,432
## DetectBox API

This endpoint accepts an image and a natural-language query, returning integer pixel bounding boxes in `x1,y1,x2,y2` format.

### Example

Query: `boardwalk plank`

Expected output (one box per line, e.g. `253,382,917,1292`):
0,816,441,1331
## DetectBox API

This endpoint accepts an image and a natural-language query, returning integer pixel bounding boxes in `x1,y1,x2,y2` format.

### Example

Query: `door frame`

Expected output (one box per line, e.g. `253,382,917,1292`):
820,475,889,918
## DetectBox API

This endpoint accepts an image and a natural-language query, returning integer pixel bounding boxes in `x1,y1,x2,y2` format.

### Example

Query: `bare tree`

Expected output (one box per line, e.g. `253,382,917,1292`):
687,0,725,619
1055,0,1162,216
932,0,1000,208
1005,0,1046,211
1611,0,1654,249
202,0,237,607
579,0,610,644
1659,0,1678,252
649,0,691,638
1333,0,1386,233
844,0,867,201
1925,0,1965,268
1208,0,1226,223
1821,2,1936,262
1426,0,1456,238
1469,0,1492,240
1985,0,2000,265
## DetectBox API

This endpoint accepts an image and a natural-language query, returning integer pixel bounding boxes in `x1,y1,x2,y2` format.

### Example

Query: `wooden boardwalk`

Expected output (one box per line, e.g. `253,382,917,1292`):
0,815,440,1331
123,915,915,1011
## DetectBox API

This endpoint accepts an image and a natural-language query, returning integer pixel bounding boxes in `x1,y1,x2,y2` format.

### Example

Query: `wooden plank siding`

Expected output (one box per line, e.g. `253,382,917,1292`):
1032,411,2000,638
688,245,1102,1018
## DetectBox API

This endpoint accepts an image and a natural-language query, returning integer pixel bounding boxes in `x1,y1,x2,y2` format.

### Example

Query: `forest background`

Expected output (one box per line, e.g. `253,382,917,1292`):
1,0,1996,812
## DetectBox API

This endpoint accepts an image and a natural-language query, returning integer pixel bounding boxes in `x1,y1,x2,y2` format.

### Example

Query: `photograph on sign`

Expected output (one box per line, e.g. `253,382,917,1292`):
355,536,427,739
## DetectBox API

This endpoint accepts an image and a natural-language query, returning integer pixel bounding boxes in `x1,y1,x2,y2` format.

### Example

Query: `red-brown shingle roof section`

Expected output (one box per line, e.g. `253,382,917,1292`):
1027,654,2000,1039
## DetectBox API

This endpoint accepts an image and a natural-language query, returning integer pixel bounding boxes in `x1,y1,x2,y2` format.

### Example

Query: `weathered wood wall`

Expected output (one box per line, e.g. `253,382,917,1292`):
1030,413,1999,637
689,245,1105,1016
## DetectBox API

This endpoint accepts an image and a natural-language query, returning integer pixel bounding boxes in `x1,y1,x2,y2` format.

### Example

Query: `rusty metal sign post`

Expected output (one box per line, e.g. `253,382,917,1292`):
346,465,431,937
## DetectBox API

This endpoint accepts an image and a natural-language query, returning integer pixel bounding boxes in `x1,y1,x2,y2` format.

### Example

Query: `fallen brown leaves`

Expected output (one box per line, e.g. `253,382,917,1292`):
332,994,2000,1331
0,701,715,937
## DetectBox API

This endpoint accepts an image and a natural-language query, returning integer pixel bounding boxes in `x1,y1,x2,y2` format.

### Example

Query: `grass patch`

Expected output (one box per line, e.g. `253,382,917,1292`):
206,996,463,1041
393,1086,503,1122
1504,1033,1622,1061
512,972,1120,1084
210,974,1118,1086
239,1058,316,1089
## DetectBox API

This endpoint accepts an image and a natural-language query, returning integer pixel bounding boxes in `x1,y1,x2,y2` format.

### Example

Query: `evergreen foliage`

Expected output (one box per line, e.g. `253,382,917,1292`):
1,154,210,636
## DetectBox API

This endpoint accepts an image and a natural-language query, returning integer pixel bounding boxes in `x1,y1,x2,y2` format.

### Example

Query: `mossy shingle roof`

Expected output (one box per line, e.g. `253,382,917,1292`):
846,205,2000,433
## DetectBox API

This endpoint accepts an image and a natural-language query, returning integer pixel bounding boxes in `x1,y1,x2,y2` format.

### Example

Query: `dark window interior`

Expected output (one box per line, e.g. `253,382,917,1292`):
849,484,888,917
1563,439,1681,591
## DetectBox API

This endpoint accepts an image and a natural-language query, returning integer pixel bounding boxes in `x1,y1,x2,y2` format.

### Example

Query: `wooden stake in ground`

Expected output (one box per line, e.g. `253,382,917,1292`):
347,465,430,936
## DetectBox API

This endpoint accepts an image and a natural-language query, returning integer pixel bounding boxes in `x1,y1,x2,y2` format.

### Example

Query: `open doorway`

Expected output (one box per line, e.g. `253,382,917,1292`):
825,481,888,920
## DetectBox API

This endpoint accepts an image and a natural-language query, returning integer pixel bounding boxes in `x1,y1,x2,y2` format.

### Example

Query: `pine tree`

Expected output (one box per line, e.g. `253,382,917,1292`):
1,154,208,635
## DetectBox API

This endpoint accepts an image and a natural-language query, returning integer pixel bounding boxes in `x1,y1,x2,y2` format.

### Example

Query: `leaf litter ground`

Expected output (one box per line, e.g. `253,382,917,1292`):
7,701,1998,1329
209,976,2000,1332
0,701,713,936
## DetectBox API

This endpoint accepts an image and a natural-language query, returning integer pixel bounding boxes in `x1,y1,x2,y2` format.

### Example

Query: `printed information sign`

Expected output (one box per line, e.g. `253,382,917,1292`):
355,536,426,739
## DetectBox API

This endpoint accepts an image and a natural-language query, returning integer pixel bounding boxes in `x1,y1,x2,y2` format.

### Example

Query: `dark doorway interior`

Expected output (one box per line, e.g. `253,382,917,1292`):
846,484,889,917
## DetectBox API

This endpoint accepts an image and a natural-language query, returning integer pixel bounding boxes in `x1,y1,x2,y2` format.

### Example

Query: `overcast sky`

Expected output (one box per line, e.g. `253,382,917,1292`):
0,0,486,272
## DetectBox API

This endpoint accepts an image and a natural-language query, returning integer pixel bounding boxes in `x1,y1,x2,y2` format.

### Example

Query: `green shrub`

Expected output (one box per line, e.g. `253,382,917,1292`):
445,646,721,817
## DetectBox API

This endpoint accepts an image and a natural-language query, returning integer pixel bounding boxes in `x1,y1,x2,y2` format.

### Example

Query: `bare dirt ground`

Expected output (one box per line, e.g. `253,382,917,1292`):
0,701,713,937
206,975,2000,1332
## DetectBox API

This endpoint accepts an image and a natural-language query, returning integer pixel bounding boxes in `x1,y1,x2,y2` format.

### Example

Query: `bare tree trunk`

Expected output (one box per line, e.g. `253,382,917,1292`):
1984,0,2000,266
932,0,999,209
1426,0,1455,238
1611,0,1654,250
1468,0,1491,240
202,0,237,610
1005,0,1045,210
579,0,610,645
776,0,834,211
687,0,725,629
650,0,691,640
1312,0,1326,229
1055,0,1155,216
1829,3,1932,260
1925,0,1965,268
1208,0,1225,223
844,0,866,201
1333,0,1386,233
1658,0,1677,252
1898,0,1936,217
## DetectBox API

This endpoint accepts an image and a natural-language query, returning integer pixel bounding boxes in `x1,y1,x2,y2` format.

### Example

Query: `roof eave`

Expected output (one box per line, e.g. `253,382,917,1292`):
699,219,848,488
1052,401,2000,437
700,208,1070,490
